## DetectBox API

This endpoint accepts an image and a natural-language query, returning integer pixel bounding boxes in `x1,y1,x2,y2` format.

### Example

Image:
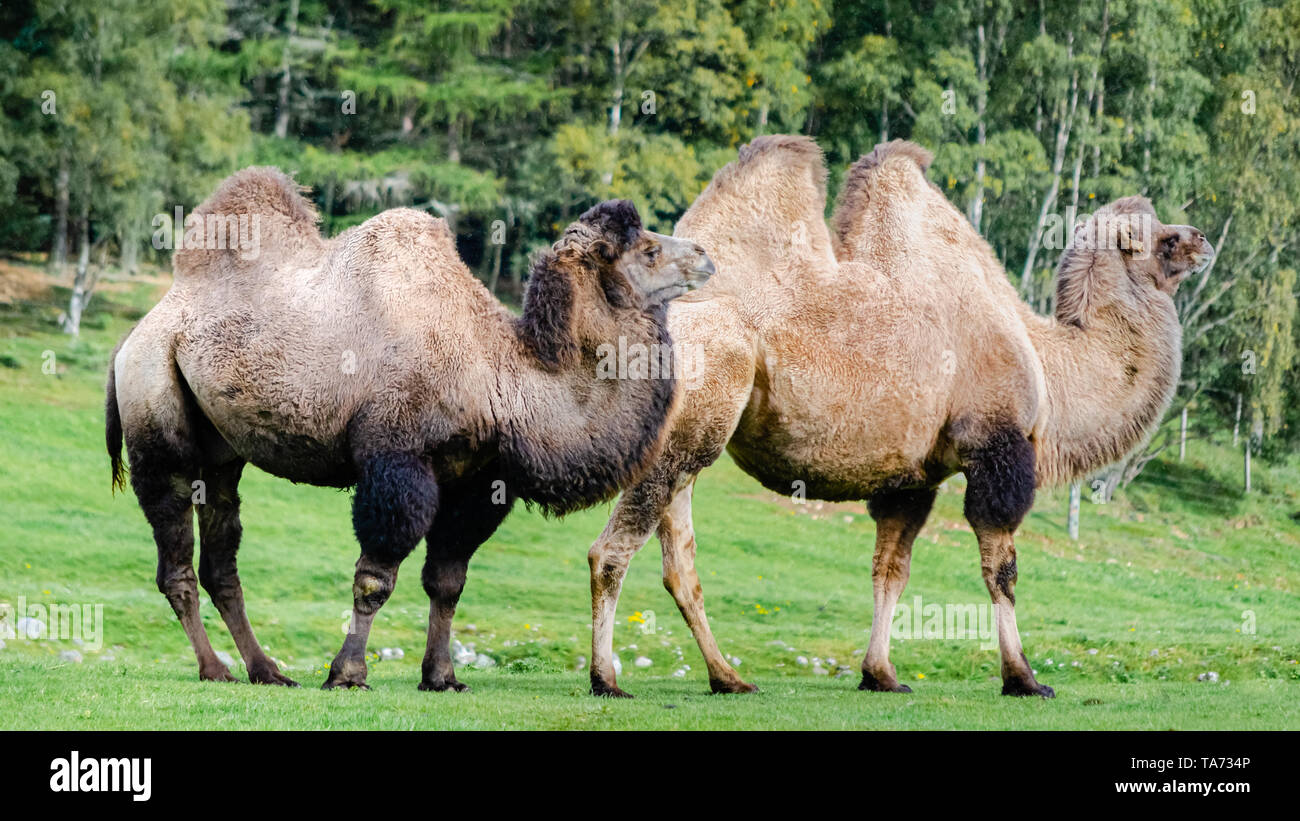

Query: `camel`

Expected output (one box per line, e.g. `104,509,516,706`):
584,136,1214,698
106,166,713,690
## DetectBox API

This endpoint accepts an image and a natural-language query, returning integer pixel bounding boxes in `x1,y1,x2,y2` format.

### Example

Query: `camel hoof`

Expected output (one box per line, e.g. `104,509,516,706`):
1002,680,1055,698
249,665,300,687
418,678,471,693
199,663,241,683
858,672,911,693
321,677,370,691
710,678,759,695
590,679,633,698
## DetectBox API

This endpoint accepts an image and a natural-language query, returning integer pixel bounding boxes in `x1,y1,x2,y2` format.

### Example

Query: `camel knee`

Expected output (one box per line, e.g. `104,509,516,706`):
981,556,1018,605
588,539,634,594
351,570,395,615
197,554,241,601
421,560,467,603
156,563,198,602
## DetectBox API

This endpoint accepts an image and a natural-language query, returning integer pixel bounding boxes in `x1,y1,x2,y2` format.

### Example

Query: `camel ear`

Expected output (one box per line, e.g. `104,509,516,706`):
578,200,643,260
1114,216,1146,256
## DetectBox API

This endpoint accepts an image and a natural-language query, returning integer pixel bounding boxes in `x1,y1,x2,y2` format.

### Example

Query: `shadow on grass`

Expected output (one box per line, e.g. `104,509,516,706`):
1126,457,1242,518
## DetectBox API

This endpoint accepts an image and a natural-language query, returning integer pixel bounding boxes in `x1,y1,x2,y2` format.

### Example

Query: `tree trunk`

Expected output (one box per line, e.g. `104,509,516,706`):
61,201,93,336
447,116,461,164
120,226,138,275
1067,481,1081,540
1021,49,1078,297
50,154,69,274
274,0,300,139
970,23,987,231
1179,406,1187,461
1233,392,1242,447
608,38,624,137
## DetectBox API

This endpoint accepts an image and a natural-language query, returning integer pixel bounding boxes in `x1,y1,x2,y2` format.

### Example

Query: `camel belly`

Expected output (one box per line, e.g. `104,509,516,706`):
727,378,954,501
199,399,355,487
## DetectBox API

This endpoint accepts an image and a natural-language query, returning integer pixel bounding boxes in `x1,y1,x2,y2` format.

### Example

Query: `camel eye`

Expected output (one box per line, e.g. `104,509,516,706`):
1159,235,1179,257
644,244,661,262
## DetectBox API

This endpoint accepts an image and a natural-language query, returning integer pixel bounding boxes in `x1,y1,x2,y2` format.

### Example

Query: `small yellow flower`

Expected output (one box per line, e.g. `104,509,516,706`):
24,563,31,569
916,673,926,679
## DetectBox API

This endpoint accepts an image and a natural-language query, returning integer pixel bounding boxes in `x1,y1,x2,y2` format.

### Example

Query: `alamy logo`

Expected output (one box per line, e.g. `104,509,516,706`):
891,595,998,650
50,751,151,802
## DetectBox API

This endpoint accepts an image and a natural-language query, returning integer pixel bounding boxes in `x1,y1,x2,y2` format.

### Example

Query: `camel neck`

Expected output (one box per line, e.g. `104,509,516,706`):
1025,296,1181,486
499,307,676,515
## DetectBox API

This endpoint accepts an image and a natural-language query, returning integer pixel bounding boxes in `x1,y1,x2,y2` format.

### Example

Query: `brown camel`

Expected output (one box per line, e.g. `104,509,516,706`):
585,136,1213,698
106,166,713,690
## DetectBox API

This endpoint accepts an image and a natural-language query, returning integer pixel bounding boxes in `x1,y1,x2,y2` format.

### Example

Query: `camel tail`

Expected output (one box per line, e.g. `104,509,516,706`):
106,342,126,495
174,166,320,279
832,139,934,261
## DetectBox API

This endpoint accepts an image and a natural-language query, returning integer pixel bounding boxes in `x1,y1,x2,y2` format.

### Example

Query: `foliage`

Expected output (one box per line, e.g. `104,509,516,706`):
1,0,1298,452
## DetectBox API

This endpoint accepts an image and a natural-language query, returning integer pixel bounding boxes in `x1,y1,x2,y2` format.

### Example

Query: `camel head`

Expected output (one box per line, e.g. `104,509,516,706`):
574,199,714,308
518,199,712,369
1055,196,1214,328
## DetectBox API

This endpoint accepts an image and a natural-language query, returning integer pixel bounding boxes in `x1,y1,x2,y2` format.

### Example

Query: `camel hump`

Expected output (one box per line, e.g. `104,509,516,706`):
857,139,934,176
737,133,824,168
174,166,321,279
336,208,465,286
831,140,935,262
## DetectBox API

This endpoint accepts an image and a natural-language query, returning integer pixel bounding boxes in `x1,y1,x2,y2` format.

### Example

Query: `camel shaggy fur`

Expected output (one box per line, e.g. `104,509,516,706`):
106,167,713,690
584,136,1213,698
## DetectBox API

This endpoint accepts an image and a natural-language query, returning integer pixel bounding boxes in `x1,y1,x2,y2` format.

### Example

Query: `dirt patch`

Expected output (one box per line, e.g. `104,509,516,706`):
0,259,57,304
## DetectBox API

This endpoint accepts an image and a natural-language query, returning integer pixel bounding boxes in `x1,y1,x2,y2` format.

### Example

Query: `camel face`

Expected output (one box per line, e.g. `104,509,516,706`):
566,200,713,311
616,231,715,308
1150,225,1215,294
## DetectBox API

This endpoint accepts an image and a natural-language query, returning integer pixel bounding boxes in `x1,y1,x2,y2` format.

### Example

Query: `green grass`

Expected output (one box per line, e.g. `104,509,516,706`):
1,263,1298,730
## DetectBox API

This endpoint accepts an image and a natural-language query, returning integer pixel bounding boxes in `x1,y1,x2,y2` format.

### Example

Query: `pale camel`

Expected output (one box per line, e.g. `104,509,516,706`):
106,166,713,690
585,136,1213,698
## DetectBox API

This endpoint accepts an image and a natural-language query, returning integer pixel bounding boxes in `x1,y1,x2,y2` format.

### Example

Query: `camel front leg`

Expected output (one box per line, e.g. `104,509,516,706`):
860,487,935,693
658,475,756,694
588,479,667,698
419,470,514,693
324,452,438,690
974,527,1052,697
962,427,1053,698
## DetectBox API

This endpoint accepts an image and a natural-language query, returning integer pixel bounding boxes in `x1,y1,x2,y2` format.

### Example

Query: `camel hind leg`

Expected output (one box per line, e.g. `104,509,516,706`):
860,486,935,693
119,387,231,680
115,331,232,682
657,475,755,694
196,460,297,686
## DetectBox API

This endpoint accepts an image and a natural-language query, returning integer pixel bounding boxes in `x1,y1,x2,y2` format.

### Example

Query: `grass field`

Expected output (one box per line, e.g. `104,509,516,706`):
1,262,1298,730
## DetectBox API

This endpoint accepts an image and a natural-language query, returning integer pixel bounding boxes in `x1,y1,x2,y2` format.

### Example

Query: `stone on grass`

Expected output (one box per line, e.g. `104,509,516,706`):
16,617,45,640
634,656,652,668
59,650,83,664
